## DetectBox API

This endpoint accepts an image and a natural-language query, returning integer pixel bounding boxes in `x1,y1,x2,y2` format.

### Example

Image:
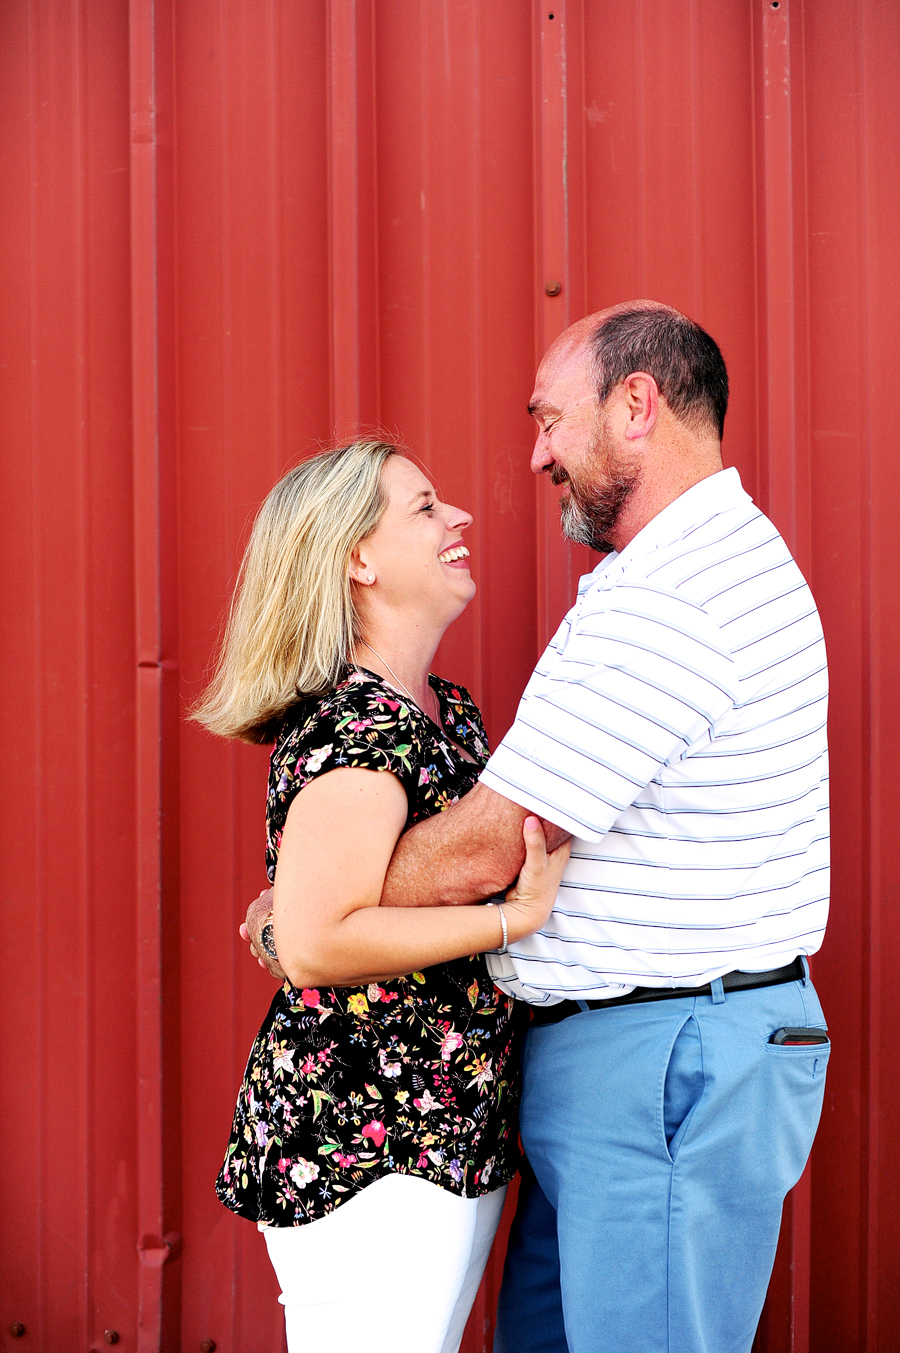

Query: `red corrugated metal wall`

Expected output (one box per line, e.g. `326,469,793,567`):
1,2,898,1350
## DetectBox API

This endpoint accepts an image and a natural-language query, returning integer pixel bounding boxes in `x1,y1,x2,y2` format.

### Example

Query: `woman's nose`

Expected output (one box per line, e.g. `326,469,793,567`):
445,502,473,531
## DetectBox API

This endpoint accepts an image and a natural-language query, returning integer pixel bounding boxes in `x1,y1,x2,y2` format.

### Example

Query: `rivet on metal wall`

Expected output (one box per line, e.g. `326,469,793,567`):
103,1333,119,1345
200,1341,217,1352
545,280,562,297
9,1324,25,1338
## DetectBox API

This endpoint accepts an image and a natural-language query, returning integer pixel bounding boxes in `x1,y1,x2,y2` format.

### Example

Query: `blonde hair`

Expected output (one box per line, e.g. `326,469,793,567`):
191,440,399,743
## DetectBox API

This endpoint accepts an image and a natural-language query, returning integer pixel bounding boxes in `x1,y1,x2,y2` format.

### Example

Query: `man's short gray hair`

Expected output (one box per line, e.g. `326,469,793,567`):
590,306,729,439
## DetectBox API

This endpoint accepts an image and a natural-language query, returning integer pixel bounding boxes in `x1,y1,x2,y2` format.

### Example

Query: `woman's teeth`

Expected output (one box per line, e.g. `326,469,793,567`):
438,546,470,563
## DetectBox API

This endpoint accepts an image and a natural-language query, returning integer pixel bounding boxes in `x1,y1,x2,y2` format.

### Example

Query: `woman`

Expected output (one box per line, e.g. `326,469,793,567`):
193,440,569,1353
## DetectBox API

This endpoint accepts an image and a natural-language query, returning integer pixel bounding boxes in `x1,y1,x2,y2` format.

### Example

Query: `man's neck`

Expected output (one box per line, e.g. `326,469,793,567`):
610,452,723,553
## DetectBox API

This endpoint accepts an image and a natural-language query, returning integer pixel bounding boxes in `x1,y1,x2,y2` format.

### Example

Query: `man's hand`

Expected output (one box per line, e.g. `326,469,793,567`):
240,886,287,981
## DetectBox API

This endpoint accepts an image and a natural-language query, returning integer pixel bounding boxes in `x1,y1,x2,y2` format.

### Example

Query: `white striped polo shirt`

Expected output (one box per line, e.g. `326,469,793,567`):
482,467,829,1004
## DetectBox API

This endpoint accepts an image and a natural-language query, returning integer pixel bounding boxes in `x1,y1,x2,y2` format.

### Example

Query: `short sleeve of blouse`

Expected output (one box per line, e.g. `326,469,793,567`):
266,672,421,878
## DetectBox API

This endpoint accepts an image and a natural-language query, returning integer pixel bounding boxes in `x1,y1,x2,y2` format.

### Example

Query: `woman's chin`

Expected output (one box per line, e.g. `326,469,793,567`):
440,578,477,626
459,582,478,616
457,576,477,606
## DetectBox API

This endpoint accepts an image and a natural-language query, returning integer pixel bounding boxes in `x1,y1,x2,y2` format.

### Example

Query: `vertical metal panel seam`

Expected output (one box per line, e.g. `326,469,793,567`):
689,0,702,314
753,7,815,1344
532,0,549,653
747,0,763,500
533,2,563,650
267,0,283,466
74,0,94,1342
218,0,233,474
131,0,163,1335
333,0,378,434
560,7,570,288
759,0,795,531
531,0,541,370
130,0,180,1345
327,0,352,430
754,0,812,568
26,3,46,1342
130,0,166,1333
214,2,242,1337
326,0,379,435
570,0,587,319
420,2,432,460
368,0,380,421
531,1,590,654
470,0,485,703
796,0,814,576
635,0,647,290
856,3,879,1344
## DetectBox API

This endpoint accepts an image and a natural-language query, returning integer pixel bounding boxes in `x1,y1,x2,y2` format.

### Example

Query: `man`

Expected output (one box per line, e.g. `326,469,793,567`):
249,303,830,1352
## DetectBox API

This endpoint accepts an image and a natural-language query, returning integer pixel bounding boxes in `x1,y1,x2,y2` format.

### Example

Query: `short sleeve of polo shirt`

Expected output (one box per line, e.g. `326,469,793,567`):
480,578,741,842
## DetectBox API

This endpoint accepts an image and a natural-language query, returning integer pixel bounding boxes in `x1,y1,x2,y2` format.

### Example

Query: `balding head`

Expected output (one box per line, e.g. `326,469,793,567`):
553,302,728,440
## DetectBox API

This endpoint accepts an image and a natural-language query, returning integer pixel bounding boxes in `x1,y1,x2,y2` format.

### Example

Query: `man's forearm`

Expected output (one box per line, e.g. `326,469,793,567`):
381,780,570,909
382,782,527,908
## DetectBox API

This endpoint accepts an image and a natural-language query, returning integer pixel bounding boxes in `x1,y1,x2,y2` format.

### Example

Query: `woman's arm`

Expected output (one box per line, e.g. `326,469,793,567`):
271,765,570,989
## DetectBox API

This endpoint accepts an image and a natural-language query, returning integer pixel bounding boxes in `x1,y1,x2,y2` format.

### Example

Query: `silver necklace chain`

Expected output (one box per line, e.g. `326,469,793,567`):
360,641,439,723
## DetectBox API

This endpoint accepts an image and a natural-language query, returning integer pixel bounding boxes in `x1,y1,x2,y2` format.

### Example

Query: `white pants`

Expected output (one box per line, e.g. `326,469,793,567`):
261,1173,507,1353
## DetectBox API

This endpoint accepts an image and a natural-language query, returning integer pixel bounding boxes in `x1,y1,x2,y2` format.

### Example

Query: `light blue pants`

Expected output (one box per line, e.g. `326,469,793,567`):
495,968,829,1353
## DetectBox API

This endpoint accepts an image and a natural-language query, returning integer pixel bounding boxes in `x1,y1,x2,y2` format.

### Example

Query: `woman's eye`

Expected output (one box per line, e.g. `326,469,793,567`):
420,502,436,514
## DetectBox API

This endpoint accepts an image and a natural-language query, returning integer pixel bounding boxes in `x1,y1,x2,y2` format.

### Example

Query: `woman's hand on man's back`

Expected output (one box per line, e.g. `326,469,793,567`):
241,887,286,981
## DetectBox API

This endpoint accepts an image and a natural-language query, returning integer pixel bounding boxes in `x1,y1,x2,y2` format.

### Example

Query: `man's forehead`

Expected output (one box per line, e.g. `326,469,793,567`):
530,338,594,407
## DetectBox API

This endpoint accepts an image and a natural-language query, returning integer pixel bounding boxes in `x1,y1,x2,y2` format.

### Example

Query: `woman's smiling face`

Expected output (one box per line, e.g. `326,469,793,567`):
354,456,475,624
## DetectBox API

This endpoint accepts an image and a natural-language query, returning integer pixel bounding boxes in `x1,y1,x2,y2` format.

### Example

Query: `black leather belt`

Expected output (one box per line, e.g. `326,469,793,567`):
529,956,806,1027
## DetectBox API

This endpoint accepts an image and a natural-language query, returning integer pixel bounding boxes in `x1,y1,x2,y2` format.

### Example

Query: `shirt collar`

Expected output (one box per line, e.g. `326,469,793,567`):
578,467,750,593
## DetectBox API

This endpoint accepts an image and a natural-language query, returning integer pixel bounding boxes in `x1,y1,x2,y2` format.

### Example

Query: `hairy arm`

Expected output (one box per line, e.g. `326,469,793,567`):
271,767,570,987
381,779,571,909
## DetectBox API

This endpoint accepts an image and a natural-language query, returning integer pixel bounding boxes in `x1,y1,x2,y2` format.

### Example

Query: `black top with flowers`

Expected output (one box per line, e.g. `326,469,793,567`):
216,669,526,1226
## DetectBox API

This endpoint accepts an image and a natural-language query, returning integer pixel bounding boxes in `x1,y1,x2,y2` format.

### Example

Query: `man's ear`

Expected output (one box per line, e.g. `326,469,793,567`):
622,372,659,441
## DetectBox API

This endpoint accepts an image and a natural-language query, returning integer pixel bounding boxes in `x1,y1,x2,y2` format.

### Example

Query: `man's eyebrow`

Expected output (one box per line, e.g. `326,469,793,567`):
527,399,556,418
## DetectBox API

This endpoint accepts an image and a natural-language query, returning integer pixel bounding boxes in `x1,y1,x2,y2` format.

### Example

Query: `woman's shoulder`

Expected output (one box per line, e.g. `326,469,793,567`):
275,670,407,732
271,670,420,782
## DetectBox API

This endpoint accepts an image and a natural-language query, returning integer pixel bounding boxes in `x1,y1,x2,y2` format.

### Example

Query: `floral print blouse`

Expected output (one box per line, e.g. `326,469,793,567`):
216,669,526,1227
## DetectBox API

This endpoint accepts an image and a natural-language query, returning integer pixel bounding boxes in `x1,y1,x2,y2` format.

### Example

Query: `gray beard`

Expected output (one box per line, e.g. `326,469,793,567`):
552,463,637,554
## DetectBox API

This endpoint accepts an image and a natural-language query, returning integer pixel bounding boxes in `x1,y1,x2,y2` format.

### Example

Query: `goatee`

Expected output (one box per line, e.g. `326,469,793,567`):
551,463,638,554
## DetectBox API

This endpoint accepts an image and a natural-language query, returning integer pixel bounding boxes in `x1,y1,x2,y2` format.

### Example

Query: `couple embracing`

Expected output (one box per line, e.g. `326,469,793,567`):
194,303,830,1353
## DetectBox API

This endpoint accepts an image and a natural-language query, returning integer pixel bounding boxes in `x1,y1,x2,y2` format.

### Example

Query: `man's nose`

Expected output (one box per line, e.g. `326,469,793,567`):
531,435,553,475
